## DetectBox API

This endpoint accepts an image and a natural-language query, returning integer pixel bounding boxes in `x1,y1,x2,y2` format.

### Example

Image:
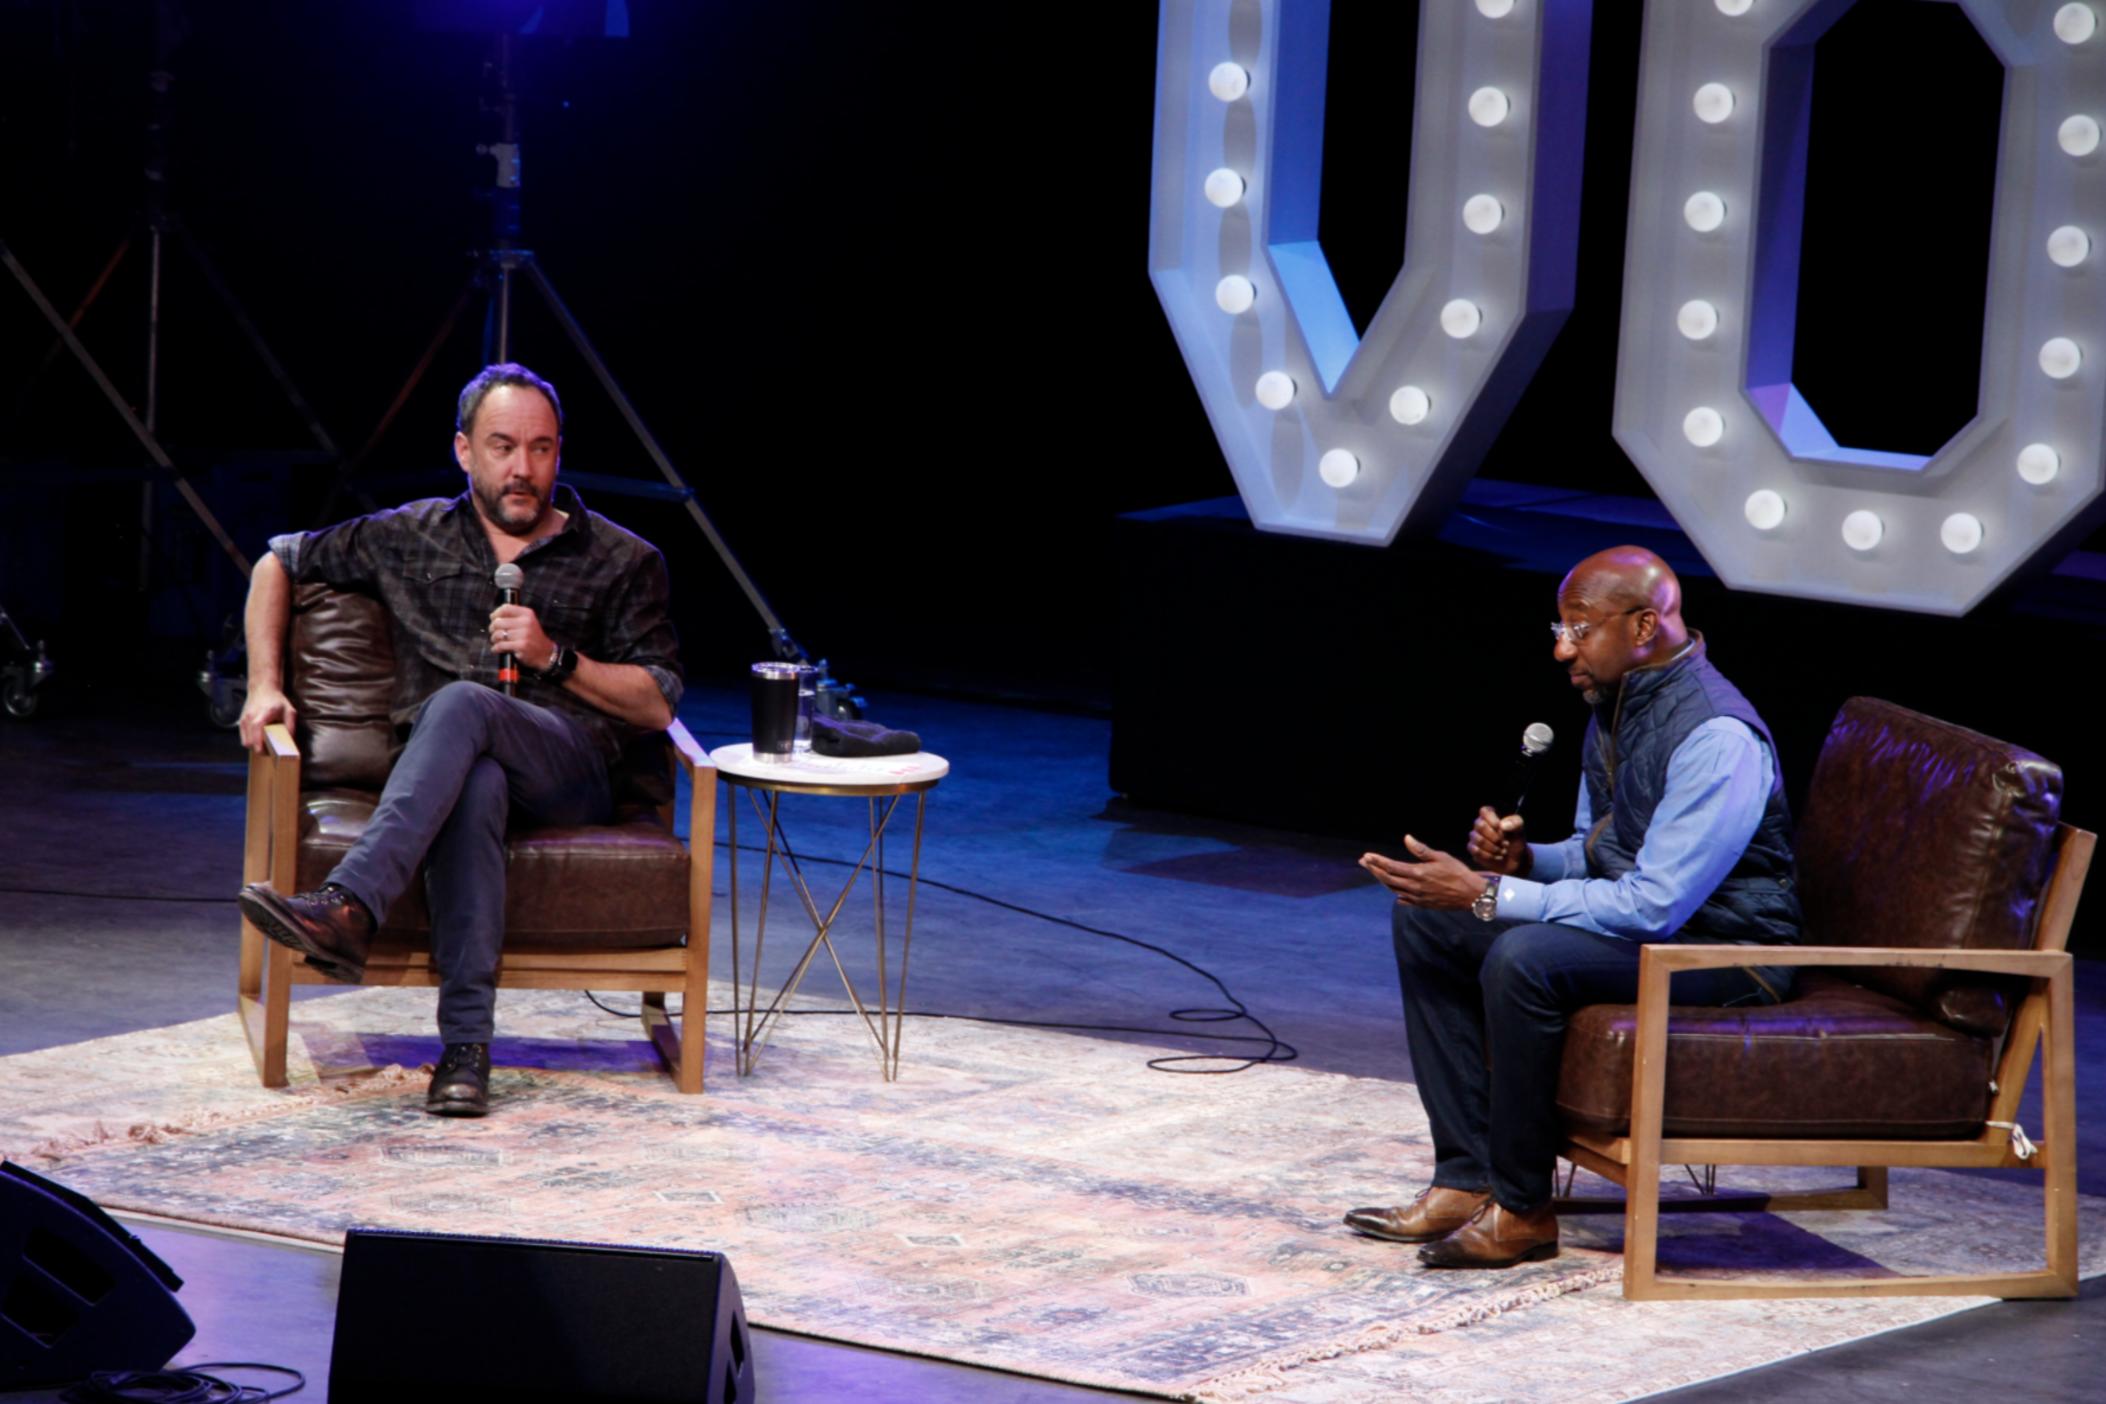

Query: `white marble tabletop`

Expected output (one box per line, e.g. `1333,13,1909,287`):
708,743,950,789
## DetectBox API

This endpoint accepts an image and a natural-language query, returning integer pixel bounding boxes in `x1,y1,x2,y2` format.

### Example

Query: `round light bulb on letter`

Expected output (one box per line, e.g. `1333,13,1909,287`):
1475,0,1516,17
1677,299,1720,340
1683,406,1725,447
1744,490,1786,531
1841,510,1884,552
1214,275,1256,314
1204,168,1246,208
2056,4,2098,44
1254,371,1295,410
1468,87,1511,128
1684,191,1727,232
2041,337,2083,380
2017,442,2062,485
2048,226,2092,268
1208,62,1250,102
1940,513,1984,555
1440,299,1483,338
1715,0,1754,15
1389,385,1431,425
1462,194,1505,235
2060,115,2101,157
1318,449,1360,488
1693,83,1735,125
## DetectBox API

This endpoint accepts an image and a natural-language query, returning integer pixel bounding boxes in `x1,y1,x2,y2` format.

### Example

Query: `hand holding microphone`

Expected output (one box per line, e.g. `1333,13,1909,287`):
1467,807,1530,876
1467,722,1555,876
489,564,555,696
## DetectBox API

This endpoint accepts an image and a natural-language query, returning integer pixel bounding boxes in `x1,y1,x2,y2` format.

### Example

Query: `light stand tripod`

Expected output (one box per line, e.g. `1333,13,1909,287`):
333,34,860,714
2,0,346,718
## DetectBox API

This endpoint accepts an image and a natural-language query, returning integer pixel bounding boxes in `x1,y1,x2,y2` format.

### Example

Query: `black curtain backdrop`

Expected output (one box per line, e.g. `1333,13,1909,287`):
0,0,2066,708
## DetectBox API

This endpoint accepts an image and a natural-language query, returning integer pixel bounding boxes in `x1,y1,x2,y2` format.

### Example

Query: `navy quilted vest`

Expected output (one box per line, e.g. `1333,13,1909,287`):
1579,636,1803,944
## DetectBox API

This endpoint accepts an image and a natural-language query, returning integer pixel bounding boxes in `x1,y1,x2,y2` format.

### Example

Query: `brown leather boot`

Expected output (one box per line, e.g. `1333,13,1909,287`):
238,882,374,983
1343,1186,1492,1244
1417,1200,1559,1268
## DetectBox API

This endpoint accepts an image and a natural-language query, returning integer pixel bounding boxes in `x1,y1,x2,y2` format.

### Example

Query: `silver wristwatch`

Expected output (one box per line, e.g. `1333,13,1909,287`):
1471,875,1500,922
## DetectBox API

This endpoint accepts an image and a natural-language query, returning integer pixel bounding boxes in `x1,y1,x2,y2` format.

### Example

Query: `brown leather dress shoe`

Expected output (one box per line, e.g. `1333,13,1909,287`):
1344,1186,1492,1243
1417,1200,1559,1268
237,882,373,984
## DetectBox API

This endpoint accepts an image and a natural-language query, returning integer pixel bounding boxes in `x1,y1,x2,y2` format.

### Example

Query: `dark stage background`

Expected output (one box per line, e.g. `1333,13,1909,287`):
4,2,2100,945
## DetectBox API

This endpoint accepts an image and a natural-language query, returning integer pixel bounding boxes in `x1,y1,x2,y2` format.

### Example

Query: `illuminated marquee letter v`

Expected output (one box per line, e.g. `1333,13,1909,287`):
1149,0,1594,544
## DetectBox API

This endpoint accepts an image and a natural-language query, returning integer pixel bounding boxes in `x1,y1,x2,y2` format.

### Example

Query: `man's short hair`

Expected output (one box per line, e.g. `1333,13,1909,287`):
456,363,564,436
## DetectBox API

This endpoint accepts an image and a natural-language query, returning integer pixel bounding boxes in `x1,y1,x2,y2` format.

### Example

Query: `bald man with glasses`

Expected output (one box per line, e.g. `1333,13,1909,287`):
1349,547,1803,1269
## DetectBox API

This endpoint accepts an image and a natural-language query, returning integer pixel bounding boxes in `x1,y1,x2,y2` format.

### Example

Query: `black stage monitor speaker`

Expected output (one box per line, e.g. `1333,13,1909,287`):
0,1161,196,1389
331,1227,754,1404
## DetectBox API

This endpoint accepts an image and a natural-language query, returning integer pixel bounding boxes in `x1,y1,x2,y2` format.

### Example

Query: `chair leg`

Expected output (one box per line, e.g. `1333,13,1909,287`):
1857,1165,1888,1209
677,1004,704,1094
239,938,292,1088
639,985,703,1095
679,958,706,1095
2044,959,2079,1294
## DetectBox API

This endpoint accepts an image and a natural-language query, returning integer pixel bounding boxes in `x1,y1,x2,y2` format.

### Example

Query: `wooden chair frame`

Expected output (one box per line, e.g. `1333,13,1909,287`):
237,718,718,1093
1559,823,2094,1301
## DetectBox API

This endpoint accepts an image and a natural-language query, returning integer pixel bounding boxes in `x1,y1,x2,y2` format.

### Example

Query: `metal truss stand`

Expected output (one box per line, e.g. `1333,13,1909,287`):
2,1,337,589
335,33,818,668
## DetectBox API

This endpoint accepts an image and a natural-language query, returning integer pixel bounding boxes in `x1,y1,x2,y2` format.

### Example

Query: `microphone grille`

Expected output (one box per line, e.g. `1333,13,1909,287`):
492,563,524,591
1521,722,1555,756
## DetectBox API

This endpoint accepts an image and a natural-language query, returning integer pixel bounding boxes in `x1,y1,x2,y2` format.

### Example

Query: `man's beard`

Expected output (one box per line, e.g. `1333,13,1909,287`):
1581,686,1603,707
475,479,545,536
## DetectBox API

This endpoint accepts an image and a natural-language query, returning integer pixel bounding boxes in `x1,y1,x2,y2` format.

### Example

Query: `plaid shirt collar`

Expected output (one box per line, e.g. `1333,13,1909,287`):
441,482,594,565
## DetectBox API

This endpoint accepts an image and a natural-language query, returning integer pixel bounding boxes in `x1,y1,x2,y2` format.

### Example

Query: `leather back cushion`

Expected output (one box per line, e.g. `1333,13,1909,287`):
1796,697,2061,1034
285,583,397,790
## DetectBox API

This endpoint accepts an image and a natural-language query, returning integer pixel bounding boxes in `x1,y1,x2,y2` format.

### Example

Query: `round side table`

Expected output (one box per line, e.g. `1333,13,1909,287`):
710,744,949,1080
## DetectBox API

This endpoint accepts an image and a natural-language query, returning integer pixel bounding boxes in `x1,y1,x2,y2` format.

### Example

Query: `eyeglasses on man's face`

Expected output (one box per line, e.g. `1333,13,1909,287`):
1549,605,1644,646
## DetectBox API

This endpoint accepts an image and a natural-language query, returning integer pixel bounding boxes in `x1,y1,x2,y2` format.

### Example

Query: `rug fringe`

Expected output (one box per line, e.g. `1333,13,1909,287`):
10,1063,422,1164
1191,1262,1626,1401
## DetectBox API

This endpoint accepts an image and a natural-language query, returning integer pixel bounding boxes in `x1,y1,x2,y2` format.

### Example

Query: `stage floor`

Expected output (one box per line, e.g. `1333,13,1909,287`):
0,684,2099,1403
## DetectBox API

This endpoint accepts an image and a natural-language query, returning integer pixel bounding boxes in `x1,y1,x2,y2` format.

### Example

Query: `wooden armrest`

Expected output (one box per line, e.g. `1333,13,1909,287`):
243,721,305,893
667,718,715,779
1640,944,2071,980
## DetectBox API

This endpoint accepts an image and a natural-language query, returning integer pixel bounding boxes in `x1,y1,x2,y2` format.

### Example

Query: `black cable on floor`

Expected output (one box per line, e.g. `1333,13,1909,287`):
0,885,230,903
5,717,1301,1072
586,837,1300,1075
60,1362,304,1402
5,869,1299,1072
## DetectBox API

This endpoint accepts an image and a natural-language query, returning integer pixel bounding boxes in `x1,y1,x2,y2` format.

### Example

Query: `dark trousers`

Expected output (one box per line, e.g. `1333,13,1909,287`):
328,681,612,1044
1391,903,1774,1213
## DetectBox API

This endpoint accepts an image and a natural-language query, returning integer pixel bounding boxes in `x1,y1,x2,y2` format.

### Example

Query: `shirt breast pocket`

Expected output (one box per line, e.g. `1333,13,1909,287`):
405,563,479,597
537,594,597,653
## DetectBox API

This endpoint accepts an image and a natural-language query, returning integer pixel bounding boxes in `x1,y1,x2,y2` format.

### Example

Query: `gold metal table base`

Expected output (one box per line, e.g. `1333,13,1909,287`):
724,778,930,1081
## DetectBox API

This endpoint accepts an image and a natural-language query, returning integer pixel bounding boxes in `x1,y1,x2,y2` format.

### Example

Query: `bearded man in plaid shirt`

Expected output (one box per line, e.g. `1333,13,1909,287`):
235,363,682,1117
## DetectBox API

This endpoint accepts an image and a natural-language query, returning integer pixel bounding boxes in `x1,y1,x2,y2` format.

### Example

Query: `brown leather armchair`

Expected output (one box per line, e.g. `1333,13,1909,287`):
237,583,715,1092
1555,698,2093,1299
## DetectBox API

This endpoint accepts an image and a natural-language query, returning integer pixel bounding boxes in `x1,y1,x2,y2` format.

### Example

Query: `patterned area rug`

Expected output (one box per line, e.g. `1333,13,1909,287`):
2,988,2099,1402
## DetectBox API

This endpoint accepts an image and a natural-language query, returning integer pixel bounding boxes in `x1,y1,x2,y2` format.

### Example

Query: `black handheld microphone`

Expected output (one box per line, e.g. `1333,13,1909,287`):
1508,722,1555,814
493,563,523,696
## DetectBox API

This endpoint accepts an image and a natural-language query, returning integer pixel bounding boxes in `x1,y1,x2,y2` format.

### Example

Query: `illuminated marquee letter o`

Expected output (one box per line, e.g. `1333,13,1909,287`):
1149,0,1595,543
1613,0,2106,614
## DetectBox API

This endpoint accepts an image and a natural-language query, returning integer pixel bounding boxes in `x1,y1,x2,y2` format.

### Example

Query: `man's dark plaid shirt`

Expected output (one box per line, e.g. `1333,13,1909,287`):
269,485,682,761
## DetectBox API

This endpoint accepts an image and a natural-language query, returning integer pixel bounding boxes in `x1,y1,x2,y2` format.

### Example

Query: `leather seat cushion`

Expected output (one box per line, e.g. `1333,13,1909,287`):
1557,973,1994,1139
297,791,688,949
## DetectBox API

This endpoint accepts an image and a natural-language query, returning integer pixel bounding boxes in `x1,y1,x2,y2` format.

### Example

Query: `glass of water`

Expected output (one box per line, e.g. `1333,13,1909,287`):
792,664,819,754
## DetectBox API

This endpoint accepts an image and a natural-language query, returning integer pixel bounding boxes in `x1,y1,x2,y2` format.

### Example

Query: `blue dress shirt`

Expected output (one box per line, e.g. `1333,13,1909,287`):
1491,717,1773,942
